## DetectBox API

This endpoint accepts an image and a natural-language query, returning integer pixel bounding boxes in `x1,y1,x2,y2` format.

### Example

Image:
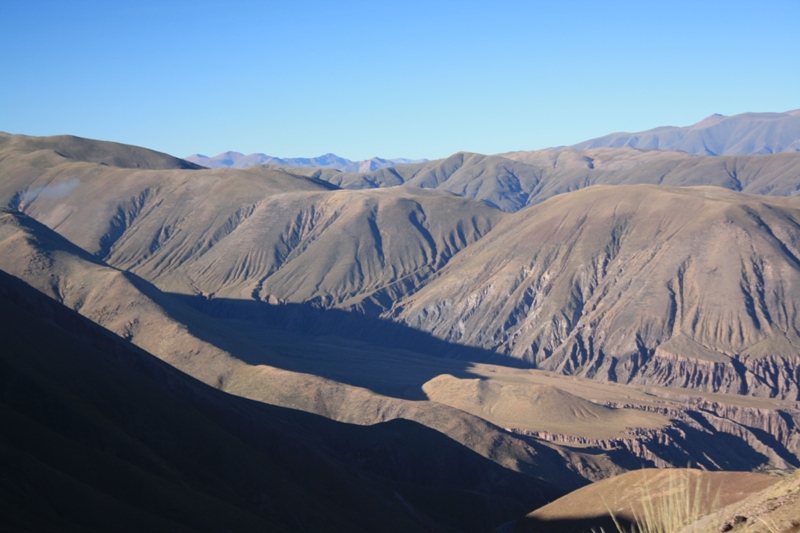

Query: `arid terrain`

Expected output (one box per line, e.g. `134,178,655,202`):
2,126,799,531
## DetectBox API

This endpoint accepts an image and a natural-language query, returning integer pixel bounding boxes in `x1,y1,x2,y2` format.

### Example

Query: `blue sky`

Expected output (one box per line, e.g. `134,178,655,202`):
2,0,799,160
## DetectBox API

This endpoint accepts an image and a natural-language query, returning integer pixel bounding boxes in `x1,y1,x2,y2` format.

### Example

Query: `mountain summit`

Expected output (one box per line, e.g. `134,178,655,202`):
569,109,800,155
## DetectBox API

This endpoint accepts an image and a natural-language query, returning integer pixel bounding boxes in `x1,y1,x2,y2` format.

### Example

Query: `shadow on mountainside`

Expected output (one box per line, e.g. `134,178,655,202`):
163,292,528,400
0,269,560,532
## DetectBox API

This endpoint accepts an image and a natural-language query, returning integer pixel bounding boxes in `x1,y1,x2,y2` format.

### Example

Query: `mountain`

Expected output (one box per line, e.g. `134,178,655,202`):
185,151,426,172
2,132,800,485
2,183,798,481
4,132,800,401
393,185,800,398
0,268,561,532
568,109,800,155
4,180,798,483
0,134,505,315
0,131,201,170
302,148,800,212
185,151,352,169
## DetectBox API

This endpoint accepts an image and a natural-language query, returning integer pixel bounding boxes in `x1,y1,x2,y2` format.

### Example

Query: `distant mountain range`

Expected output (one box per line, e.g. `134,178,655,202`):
567,109,800,155
185,151,427,172
185,109,800,175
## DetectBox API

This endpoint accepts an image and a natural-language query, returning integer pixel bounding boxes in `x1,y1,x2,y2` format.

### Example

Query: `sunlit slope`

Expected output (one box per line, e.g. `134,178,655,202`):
0,134,335,263
305,148,800,212
422,375,667,438
157,187,503,310
569,109,800,155
0,133,504,312
0,131,201,169
515,468,779,533
394,185,800,398
688,468,800,533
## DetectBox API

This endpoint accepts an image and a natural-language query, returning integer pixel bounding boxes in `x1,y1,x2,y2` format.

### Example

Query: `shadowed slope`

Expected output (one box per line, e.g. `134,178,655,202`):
394,185,800,398
0,269,566,532
0,208,625,495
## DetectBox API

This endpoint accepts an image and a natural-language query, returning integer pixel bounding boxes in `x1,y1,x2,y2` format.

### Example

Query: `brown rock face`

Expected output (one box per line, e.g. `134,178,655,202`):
394,185,800,398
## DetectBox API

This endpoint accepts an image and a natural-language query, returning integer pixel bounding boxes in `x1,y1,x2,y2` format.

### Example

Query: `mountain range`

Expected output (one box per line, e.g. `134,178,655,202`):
567,109,800,155
185,151,426,173
2,115,800,531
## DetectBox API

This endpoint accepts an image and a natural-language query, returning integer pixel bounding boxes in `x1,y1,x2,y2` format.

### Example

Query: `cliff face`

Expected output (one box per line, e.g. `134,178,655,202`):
393,186,800,398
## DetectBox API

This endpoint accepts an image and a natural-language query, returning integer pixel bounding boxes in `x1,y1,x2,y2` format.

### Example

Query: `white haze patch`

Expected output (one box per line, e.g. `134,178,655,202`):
22,179,81,202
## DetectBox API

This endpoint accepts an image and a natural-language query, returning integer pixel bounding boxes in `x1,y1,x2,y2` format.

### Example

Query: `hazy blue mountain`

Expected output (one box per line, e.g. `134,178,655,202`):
568,109,800,155
186,151,426,171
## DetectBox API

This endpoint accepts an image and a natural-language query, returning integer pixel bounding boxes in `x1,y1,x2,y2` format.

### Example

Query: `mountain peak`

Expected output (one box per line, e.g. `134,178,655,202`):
691,113,727,129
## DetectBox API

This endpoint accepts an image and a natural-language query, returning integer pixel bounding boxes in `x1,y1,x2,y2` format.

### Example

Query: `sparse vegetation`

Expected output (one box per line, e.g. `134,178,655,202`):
599,470,719,533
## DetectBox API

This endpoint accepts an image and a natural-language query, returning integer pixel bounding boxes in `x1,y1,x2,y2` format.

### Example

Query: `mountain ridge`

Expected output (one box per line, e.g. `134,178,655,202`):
567,109,800,155
185,151,427,172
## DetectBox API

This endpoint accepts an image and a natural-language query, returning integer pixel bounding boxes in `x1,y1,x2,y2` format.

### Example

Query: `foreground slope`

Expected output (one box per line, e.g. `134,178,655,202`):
568,109,800,155
394,185,800,398
689,468,800,532
514,468,780,533
0,269,564,532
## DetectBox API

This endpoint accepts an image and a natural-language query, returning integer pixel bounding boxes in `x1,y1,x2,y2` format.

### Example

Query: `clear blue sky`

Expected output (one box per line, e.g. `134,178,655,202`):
2,0,799,160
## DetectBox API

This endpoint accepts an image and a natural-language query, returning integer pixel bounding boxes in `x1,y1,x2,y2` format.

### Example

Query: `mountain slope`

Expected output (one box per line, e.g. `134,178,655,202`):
393,185,800,398
0,268,564,532
0,133,502,313
2,134,800,479
688,468,800,532
0,207,626,495
514,468,779,533
155,187,503,312
0,131,201,170
568,110,800,155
